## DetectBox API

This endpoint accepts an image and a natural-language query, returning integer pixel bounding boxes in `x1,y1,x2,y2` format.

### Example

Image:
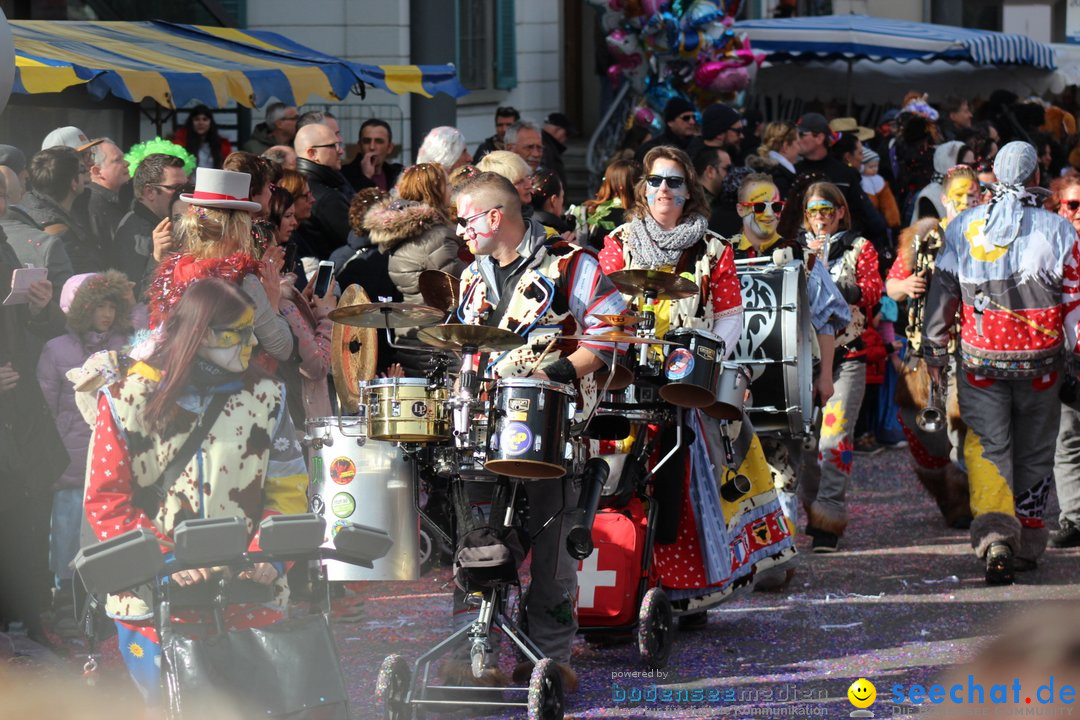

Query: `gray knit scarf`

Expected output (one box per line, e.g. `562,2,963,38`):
625,213,708,269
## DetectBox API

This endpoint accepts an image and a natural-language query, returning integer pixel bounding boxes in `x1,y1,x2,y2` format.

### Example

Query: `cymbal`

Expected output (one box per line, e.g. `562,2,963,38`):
607,269,699,300
558,332,679,346
330,285,377,414
328,302,445,328
417,324,525,352
418,269,460,313
590,313,644,328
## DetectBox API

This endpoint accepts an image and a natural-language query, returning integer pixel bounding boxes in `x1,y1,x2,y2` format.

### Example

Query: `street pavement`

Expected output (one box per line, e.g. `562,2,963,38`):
10,444,1080,719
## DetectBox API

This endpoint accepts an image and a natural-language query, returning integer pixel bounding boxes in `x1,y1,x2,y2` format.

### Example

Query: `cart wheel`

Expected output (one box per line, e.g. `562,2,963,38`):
375,654,412,720
527,657,565,720
637,587,673,669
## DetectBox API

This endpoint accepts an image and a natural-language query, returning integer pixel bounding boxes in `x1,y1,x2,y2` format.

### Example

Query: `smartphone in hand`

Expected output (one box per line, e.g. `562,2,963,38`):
312,260,335,298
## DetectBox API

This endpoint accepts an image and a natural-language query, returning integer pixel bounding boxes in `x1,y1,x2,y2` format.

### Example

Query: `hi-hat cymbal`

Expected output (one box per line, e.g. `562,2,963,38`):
418,270,460,312
558,332,679,346
607,269,699,300
417,324,525,352
328,302,445,329
590,313,644,328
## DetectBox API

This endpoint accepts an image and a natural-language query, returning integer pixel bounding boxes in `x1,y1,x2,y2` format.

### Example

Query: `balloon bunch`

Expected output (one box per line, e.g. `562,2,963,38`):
593,0,762,114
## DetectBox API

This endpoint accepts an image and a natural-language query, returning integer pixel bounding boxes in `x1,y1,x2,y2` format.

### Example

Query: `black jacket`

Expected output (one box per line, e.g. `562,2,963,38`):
18,191,100,274
341,157,403,193
295,158,355,260
472,135,502,164
541,131,567,185
87,182,127,259
112,199,162,290
635,129,693,163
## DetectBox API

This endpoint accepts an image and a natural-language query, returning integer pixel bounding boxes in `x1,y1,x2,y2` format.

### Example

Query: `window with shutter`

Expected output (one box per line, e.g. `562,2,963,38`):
454,0,516,93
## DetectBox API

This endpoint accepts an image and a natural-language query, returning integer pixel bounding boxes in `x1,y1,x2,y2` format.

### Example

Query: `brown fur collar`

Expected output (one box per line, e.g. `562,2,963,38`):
363,198,450,252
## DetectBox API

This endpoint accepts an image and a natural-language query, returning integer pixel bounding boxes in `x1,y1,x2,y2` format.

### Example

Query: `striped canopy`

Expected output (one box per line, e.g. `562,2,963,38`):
734,14,1057,70
13,20,467,108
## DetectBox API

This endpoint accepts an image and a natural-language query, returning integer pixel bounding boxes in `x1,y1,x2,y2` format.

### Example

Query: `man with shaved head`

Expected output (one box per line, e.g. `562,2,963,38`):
294,122,354,258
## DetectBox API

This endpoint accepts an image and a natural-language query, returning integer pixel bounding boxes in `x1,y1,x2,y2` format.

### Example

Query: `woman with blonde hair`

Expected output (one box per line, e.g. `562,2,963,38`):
476,150,533,207
747,121,798,197
146,168,294,362
363,163,464,375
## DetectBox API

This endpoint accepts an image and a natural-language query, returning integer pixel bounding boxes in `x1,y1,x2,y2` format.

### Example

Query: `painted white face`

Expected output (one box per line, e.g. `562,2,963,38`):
197,308,257,372
739,182,782,240
455,194,500,256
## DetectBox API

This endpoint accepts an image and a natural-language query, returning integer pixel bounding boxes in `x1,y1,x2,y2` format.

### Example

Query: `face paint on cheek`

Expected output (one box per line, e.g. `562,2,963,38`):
947,178,976,211
647,192,659,206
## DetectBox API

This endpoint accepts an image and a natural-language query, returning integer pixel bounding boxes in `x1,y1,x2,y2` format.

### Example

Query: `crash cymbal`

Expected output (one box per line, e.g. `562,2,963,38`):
416,324,525,352
607,269,699,300
558,332,679,346
328,302,445,329
418,269,460,313
331,285,377,414
589,313,644,328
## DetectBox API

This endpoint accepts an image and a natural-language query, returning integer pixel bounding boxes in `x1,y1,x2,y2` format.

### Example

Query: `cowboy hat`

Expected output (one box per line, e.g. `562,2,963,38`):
829,117,875,142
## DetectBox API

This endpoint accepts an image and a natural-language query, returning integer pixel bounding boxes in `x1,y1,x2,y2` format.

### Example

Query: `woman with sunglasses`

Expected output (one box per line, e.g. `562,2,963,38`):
599,146,798,618
800,182,882,553
363,163,464,376
83,277,308,706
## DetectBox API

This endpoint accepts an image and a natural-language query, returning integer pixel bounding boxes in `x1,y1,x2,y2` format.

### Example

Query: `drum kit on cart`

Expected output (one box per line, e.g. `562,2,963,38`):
308,258,814,720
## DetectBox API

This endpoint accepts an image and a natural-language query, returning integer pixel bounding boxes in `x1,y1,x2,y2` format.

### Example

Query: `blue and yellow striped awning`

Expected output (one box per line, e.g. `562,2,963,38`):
12,20,467,108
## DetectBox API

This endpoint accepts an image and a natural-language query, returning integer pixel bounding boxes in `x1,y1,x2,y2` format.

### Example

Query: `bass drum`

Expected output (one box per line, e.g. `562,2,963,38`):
732,259,814,437
306,417,419,581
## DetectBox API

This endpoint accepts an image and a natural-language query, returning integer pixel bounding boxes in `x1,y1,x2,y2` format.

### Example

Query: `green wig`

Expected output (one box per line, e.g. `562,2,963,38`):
124,137,196,177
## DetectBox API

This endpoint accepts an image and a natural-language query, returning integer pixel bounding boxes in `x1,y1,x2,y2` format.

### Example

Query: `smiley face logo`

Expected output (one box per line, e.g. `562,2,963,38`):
848,678,876,709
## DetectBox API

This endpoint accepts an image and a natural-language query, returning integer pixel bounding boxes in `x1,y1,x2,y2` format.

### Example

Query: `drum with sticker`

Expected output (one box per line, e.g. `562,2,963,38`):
364,377,449,442
659,328,727,408
486,378,575,479
305,417,419,581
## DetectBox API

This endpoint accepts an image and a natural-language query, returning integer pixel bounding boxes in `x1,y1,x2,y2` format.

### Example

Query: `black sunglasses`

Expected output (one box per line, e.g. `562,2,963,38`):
645,175,686,189
1065,200,1080,211
678,113,697,123
739,201,785,213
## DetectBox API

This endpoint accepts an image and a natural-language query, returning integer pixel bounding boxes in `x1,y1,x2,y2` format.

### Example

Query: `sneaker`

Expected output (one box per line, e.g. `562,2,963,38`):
512,660,579,693
985,542,1015,585
1049,519,1080,548
811,529,840,553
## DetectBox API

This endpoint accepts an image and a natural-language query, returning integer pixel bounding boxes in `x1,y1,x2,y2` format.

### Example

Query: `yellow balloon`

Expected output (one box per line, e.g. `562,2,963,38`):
848,678,877,709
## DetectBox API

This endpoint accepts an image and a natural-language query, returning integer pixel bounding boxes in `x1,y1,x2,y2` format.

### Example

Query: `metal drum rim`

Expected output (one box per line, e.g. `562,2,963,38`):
494,377,576,396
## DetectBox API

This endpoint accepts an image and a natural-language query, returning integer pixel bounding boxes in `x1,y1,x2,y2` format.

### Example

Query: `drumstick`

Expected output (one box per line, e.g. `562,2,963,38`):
526,336,559,376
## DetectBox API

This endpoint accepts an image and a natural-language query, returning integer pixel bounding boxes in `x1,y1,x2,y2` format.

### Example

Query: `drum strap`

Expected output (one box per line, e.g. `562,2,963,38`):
132,393,230,518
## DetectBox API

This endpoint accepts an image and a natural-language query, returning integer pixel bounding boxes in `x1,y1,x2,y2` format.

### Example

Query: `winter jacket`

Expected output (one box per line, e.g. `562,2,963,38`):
365,199,463,374
18,191,100,274
541,130,567,185
86,182,127,260
37,330,127,490
241,122,277,155
112,199,162,291
294,158,355,260
172,127,233,169
330,229,399,302
0,205,74,288
341,157,403,193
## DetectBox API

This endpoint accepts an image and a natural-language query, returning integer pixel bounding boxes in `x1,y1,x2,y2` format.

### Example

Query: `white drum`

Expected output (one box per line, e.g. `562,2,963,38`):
305,417,419,581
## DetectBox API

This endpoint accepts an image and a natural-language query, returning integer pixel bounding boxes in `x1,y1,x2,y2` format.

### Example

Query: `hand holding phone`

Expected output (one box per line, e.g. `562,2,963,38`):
312,260,335,298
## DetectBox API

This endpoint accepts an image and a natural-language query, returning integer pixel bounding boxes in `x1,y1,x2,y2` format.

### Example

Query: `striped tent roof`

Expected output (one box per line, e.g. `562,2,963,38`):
13,20,467,108
734,14,1056,69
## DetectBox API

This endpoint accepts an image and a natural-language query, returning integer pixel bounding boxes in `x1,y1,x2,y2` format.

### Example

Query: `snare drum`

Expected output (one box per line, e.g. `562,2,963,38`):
659,328,726,408
704,362,751,421
305,417,419,582
732,260,814,436
364,377,449,443
486,377,574,479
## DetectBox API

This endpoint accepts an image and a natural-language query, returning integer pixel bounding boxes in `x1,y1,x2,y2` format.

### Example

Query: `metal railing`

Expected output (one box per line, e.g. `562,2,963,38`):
585,82,636,195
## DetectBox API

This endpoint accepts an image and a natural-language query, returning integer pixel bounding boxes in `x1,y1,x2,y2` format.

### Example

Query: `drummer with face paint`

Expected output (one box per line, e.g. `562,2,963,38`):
599,146,798,623
730,173,851,524
81,278,309,706
450,171,627,693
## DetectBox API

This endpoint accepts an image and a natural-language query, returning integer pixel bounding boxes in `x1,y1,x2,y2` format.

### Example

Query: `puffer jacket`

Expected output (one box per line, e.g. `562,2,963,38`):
36,270,133,491
364,198,464,307
364,198,464,373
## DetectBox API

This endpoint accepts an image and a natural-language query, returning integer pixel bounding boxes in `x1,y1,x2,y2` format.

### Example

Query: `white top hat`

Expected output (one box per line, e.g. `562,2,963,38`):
180,168,262,212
